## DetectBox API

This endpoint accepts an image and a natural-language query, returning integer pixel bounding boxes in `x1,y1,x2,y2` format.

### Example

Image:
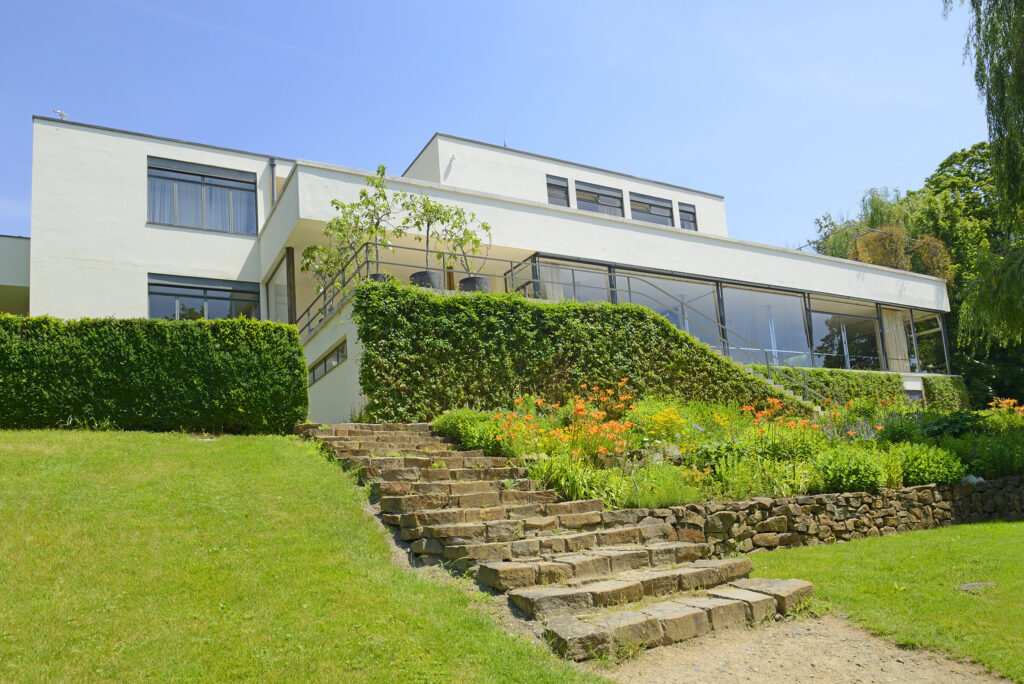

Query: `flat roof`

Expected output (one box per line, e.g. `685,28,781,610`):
32,116,294,163
403,132,726,200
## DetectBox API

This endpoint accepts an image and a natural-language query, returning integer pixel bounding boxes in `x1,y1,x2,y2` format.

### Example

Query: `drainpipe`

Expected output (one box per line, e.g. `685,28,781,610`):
269,157,277,204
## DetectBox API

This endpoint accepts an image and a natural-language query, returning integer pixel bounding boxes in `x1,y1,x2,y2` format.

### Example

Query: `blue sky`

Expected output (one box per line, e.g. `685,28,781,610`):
0,1,986,245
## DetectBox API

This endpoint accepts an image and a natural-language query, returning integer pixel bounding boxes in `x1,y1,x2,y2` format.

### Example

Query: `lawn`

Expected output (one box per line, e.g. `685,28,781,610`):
0,430,595,683
753,521,1024,681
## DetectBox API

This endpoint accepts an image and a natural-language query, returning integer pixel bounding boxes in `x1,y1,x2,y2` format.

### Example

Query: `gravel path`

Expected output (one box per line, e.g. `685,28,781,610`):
584,615,1006,683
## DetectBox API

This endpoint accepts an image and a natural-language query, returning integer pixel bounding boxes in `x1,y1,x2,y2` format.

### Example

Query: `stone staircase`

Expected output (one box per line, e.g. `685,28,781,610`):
299,421,815,661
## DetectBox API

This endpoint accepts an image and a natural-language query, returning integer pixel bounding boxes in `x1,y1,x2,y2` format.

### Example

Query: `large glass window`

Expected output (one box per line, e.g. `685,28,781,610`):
722,286,810,365
678,202,698,231
616,271,721,350
575,181,623,217
808,296,882,370
147,158,258,235
148,274,259,321
629,193,674,227
546,175,569,207
536,259,610,303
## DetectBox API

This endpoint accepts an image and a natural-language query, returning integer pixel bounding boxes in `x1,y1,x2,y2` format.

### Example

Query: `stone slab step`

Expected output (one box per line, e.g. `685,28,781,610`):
372,478,538,498
379,487,560,514
504,557,750,619
541,576,813,661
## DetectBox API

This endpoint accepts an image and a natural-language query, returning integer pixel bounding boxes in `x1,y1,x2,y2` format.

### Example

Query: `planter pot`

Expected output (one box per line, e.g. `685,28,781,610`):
367,272,393,283
458,276,491,293
410,270,444,289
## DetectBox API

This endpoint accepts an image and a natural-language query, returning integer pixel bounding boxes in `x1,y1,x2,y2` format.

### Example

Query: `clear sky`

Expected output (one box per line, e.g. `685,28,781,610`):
0,1,987,245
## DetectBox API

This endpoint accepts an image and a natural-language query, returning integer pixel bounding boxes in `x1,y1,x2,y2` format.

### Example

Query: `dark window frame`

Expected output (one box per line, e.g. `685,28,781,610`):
546,175,569,207
148,273,260,321
629,192,675,227
309,340,348,386
678,202,698,231
575,180,624,217
147,157,258,235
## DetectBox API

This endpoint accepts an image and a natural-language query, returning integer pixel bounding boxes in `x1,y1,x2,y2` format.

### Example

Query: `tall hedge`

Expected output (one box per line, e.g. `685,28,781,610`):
0,315,308,433
766,367,906,405
351,280,813,422
923,375,971,411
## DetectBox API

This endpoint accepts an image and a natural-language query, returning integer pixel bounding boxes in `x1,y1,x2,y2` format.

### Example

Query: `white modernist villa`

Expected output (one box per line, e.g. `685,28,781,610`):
6,117,952,422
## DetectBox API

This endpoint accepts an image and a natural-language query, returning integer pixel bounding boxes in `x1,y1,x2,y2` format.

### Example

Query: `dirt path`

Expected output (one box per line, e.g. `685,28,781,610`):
583,614,1005,684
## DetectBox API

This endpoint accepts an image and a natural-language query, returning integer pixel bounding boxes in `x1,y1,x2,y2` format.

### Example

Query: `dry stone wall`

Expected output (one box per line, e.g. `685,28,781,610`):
617,475,1024,556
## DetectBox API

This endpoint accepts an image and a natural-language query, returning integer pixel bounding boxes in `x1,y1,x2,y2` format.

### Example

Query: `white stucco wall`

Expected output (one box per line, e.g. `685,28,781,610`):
403,134,729,238
305,304,364,423
28,118,292,318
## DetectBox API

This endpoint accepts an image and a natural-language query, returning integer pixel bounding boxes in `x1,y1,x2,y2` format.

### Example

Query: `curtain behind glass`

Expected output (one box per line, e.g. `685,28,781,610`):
147,176,174,224
232,190,257,234
204,185,231,232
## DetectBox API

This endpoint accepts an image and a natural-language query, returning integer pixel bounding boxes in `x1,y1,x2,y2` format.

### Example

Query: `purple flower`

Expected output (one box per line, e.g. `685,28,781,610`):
693,423,705,432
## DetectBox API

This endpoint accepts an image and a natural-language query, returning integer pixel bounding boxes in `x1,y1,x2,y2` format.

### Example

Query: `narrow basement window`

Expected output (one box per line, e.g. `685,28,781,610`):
309,340,348,386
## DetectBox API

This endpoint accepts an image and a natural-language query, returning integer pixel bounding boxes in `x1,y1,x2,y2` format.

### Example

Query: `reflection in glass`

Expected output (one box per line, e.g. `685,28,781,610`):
913,311,946,373
722,286,810,366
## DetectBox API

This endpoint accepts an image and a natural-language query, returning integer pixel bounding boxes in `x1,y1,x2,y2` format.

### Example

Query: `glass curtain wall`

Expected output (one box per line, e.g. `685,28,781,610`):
808,296,882,370
520,255,949,374
266,258,291,323
721,286,810,366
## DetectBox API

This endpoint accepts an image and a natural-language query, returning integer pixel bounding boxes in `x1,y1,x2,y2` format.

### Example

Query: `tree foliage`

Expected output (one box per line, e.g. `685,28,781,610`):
944,0,1024,339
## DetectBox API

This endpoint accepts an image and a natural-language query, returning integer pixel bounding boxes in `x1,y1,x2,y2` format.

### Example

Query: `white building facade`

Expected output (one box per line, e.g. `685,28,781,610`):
9,117,952,422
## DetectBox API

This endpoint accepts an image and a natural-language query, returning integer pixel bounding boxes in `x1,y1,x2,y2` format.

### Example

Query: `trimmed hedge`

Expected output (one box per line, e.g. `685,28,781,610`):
351,280,812,422
923,375,971,411
0,315,308,433
766,367,905,405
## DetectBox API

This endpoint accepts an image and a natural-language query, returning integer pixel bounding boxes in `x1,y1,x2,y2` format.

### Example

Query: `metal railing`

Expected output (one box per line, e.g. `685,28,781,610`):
295,241,844,407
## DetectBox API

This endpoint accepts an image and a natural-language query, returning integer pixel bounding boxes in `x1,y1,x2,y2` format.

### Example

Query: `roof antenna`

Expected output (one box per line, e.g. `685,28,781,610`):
503,129,507,148
52,109,67,120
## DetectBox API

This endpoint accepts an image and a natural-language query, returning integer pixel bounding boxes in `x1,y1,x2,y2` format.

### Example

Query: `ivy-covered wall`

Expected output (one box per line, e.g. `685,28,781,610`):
0,315,308,433
766,367,906,405
351,281,813,421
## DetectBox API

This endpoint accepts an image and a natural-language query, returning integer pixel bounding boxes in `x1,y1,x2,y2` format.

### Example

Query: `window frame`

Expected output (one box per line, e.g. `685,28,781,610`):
677,202,698,231
147,157,258,236
629,192,675,227
148,273,260,321
308,340,348,386
575,180,624,217
546,175,569,207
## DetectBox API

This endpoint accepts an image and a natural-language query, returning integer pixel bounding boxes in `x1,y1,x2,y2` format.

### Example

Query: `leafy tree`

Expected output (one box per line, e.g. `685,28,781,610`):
944,0,1024,339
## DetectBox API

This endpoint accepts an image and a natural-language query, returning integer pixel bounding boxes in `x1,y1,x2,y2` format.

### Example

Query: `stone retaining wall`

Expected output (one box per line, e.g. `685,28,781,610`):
625,474,1024,556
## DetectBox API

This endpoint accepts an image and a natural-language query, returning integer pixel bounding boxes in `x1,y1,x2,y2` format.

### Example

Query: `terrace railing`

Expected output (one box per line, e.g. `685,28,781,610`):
295,242,843,408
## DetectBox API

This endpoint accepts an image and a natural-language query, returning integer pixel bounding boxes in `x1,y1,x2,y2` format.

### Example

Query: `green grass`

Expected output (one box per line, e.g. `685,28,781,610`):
753,521,1024,681
0,430,596,683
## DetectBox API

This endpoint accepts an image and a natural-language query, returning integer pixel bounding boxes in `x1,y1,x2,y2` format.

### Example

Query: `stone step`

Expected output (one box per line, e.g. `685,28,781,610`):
326,422,434,433
542,577,813,661
371,478,538,498
478,542,718,593
379,486,561,514
439,520,701,572
506,557,753,620
336,453,497,476
321,433,456,447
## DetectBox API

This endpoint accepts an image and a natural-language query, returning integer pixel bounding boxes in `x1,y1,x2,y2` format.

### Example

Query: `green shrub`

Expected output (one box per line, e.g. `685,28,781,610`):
880,412,925,444
923,376,971,411
919,410,984,438
0,315,307,433
887,442,965,486
939,434,1024,480
767,367,905,404
352,280,813,422
714,450,818,499
812,444,885,493
620,462,706,508
528,454,627,508
431,408,499,454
